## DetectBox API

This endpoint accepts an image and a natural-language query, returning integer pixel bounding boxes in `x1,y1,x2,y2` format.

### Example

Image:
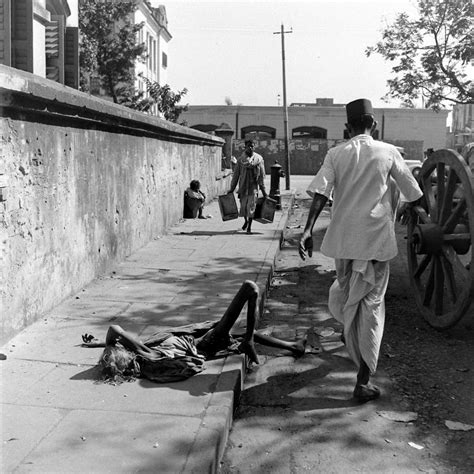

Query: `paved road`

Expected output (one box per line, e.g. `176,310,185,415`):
221,185,460,473
1,176,294,474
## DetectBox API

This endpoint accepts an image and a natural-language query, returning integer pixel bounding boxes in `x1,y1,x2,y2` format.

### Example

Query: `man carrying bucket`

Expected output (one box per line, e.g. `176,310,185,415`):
228,139,268,234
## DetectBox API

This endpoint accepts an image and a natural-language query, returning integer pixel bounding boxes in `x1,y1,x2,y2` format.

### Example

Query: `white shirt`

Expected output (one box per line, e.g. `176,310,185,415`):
307,135,423,261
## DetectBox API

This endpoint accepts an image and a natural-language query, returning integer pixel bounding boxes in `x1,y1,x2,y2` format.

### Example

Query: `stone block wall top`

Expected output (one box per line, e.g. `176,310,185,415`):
0,64,224,147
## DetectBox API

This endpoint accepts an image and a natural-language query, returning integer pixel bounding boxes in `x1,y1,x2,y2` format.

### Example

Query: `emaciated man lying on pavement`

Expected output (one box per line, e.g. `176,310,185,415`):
82,280,306,384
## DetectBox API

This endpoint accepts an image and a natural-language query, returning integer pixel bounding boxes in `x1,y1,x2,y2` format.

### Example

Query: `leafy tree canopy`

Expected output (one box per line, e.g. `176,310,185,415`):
79,1,145,103
79,1,188,123
366,0,473,110
127,76,189,124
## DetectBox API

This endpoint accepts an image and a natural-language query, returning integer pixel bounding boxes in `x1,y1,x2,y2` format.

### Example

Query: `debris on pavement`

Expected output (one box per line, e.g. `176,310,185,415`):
377,411,418,423
445,420,474,431
313,327,335,338
408,442,424,450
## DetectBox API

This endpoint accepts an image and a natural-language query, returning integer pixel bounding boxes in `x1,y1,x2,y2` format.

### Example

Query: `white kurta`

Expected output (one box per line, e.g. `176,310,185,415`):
307,135,423,261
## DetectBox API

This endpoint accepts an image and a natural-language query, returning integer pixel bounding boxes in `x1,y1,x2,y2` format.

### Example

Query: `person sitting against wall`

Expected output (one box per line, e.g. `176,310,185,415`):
183,179,208,219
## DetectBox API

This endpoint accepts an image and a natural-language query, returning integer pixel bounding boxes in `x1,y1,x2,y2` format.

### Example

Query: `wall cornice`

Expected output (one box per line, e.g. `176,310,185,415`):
0,65,222,147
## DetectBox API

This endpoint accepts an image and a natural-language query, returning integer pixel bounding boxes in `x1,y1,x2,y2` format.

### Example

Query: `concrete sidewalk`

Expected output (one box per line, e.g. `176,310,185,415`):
1,188,295,473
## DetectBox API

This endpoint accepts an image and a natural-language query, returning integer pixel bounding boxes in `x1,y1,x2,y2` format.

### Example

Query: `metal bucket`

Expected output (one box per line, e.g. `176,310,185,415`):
218,193,239,221
254,197,277,223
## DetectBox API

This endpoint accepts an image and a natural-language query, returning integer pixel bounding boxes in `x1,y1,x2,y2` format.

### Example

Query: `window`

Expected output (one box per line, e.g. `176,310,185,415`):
148,35,152,70
292,126,327,139
162,52,168,68
240,125,276,139
90,76,101,94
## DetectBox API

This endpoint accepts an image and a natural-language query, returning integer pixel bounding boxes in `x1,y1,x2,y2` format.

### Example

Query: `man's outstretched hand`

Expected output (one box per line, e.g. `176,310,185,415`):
299,233,313,260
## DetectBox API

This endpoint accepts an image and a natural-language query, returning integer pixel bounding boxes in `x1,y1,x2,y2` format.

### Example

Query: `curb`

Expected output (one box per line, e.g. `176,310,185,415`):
191,191,296,473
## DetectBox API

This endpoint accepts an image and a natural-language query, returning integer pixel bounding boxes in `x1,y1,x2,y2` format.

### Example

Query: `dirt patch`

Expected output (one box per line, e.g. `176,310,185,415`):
222,197,474,473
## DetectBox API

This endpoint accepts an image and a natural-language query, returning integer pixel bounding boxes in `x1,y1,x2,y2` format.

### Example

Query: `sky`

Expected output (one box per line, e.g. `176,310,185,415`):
150,0,419,108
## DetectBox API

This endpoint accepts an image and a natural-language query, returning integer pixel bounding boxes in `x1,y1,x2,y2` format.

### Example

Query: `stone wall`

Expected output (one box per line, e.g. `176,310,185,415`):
0,65,226,343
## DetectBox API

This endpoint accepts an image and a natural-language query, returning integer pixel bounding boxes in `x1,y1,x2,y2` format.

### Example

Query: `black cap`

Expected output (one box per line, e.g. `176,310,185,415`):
346,98,374,122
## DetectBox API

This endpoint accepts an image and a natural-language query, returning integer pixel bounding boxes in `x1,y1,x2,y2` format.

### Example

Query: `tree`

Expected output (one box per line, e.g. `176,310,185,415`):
366,0,473,110
126,76,189,124
79,1,146,104
79,1,188,123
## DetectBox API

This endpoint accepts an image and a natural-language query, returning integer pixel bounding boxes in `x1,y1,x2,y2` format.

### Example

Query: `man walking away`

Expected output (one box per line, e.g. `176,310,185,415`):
299,98,423,402
228,139,267,234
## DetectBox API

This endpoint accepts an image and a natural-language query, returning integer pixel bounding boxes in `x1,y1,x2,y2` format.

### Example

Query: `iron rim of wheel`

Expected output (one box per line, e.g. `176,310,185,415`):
406,149,474,329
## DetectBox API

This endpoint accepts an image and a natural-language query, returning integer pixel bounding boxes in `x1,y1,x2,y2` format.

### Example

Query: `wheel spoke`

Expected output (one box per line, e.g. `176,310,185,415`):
441,245,470,283
442,198,467,234
443,233,470,242
433,256,445,315
440,253,457,304
412,205,431,224
422,174,437,221
436,163,445,223
423,259,435,307
414,254,432,279
439,168,458,225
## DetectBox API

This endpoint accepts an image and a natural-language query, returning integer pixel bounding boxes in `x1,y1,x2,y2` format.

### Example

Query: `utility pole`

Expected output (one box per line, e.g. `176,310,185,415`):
274,23,292,190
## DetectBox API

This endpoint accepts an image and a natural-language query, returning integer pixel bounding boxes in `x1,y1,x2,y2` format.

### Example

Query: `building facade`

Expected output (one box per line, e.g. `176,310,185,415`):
134,3,171,95
451,103,474,152
86,1,172,114
0,0,79,88
182,100,450,161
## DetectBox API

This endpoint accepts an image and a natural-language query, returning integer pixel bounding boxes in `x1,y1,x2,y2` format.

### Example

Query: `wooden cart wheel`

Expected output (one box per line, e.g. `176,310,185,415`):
407,149,474,329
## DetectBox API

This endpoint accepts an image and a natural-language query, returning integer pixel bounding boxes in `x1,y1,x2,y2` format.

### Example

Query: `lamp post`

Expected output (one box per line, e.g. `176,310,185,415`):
274,24,292,190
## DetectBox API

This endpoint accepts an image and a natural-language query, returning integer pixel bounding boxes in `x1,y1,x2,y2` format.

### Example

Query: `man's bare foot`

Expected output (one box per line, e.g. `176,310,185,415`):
198,215,207,219
238,340,259,364
291,337,307,357
353,383,381,402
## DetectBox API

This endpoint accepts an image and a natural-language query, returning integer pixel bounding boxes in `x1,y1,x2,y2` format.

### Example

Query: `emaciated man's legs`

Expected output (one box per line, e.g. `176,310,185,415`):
196,280,306,363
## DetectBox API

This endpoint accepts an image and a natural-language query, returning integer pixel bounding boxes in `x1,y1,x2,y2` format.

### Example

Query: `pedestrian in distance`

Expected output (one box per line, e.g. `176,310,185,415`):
228,139,267,234
83,280,306,384
298,98,423,402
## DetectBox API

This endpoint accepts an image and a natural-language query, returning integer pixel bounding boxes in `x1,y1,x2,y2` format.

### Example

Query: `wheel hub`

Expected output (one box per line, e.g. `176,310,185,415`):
412,223,470,255
412,223,444,254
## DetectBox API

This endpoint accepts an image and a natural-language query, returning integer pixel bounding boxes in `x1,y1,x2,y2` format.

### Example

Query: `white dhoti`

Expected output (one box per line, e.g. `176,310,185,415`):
328,259,390,374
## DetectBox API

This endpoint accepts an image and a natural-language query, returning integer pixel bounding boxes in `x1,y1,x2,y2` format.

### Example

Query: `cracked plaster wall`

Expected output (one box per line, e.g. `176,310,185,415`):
1,113,226,343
